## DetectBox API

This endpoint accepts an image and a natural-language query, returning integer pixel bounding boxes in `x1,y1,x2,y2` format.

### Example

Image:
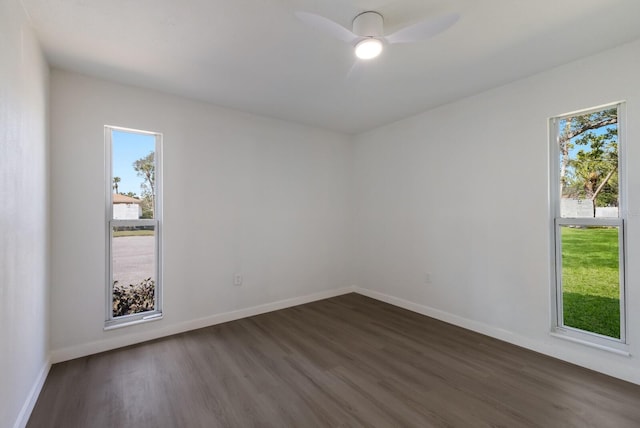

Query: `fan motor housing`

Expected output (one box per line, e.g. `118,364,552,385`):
352,11,384,37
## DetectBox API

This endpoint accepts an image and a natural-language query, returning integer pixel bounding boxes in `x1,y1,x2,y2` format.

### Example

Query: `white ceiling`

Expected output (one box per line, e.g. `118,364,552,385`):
21,0,640,134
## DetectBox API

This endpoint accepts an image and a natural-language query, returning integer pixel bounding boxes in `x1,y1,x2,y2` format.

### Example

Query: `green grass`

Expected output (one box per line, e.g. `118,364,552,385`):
561,226,620,338
113,230,155,237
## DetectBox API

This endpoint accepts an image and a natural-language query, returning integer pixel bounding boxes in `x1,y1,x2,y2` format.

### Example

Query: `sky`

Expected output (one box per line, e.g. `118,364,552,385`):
112,130,155,196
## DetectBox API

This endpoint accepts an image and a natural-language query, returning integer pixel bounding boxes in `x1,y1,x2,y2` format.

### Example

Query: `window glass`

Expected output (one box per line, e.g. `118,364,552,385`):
112,130,156,219
551,104,625,344
106,126,162,326
112,225,156,317
559,224,620,338
558,108,618,219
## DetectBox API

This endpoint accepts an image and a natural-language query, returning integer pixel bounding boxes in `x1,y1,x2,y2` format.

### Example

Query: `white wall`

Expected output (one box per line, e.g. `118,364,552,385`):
0,1,50,427
354,38,640,384
49,70,354,359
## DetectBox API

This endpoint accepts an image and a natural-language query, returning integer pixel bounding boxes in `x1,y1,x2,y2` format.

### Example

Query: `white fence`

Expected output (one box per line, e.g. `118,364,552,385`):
561,198,618,218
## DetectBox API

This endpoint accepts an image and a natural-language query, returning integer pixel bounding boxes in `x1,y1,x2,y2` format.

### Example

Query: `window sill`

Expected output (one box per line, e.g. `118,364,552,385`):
104,312,163,331
550,331,630,357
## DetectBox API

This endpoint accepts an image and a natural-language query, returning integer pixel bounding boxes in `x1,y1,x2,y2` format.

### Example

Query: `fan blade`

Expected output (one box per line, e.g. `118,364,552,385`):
386,12,460,44
295,11,359,44
346,60,364,81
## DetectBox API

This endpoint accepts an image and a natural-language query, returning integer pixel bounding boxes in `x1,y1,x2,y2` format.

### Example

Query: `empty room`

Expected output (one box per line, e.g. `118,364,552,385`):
3,0,640,426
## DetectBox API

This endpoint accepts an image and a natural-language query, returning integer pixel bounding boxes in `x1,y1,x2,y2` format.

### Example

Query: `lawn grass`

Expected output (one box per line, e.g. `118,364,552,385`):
113,229,155,237
561,226,620,338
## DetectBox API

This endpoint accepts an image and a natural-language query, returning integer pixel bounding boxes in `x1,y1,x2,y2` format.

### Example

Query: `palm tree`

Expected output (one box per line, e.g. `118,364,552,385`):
113,176,121,194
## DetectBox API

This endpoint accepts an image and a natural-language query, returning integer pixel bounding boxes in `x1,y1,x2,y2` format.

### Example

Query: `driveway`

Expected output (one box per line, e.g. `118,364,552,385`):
112,235,155,286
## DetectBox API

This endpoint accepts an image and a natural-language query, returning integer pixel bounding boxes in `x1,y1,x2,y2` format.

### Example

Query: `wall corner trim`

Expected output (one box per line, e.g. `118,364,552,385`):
13,359,51,428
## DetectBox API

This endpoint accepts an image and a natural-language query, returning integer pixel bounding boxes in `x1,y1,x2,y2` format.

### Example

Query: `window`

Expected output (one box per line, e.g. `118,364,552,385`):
550,103,626,349
105,126,162,328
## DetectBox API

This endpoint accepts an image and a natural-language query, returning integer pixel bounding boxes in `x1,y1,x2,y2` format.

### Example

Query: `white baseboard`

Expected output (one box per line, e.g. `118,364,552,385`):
13,359,50,428
51,286,356,363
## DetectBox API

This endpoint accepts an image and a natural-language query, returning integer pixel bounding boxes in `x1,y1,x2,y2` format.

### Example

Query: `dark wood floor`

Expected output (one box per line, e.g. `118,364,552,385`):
28,293,640,427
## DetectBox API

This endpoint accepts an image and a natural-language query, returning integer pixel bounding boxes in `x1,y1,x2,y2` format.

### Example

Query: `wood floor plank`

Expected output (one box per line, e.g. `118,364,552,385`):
28,293,640,427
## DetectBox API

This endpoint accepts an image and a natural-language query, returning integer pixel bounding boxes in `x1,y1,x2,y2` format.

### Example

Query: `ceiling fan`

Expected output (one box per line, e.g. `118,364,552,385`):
295,10,460,60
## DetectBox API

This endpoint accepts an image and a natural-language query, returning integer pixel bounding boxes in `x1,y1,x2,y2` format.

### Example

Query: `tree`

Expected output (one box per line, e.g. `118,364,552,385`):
559,108,618,216
567,129,617,202
133,152,155,218
113,176,121,194
559,108,617,194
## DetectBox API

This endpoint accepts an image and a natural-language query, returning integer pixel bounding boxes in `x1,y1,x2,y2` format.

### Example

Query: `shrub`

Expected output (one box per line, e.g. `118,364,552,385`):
113,278,155,317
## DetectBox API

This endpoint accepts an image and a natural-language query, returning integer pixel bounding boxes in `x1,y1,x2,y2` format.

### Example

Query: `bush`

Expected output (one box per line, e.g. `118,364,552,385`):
113,278,155,317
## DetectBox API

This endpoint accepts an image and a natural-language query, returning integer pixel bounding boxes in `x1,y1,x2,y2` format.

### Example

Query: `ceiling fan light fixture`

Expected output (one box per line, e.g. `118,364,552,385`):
296,9,460,62
355,38,383,59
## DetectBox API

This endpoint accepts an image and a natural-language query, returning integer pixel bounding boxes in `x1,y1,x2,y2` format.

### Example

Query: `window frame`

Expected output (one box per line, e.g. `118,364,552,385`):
549,102,628,351
105,125,163,329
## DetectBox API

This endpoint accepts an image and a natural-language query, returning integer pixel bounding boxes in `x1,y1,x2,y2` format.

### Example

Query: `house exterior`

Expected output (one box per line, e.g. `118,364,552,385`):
113,193,142,219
